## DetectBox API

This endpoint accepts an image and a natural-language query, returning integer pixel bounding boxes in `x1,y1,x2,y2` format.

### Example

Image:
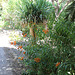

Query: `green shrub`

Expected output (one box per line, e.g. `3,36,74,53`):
49,18,75,75
17,0,52,23
23,44,58,75
22,17,75,75
5,0,74,75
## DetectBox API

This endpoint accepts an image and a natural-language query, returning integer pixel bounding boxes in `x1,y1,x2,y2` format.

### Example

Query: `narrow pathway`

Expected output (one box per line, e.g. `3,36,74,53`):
0,30,24,75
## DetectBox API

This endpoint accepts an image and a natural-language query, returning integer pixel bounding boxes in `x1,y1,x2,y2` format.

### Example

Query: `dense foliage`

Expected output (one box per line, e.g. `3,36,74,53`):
17,0,51,23
65,1,75,22
1,0,75,75
22,17,75,75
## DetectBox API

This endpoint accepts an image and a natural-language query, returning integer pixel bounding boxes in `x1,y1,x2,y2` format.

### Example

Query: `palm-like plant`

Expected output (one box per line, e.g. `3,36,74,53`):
16,0,51,44
65,1,75,22
17,0,51,23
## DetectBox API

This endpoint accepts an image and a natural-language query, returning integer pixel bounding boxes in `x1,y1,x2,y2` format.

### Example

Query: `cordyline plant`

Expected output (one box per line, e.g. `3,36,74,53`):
17,0,51,23
16,0,51,44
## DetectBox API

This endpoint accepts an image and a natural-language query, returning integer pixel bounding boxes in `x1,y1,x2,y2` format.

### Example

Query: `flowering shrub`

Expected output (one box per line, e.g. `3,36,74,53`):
22,43,63,75
10,19,75,75
8,1,74,74
48,18,75,75
21,19,75,75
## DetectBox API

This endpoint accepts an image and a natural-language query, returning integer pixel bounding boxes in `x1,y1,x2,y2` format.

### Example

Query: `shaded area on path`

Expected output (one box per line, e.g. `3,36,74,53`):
0,47,25,75
0,30,26,75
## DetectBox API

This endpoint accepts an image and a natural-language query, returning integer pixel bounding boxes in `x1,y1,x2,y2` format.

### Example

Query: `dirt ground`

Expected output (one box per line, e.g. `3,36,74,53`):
0,30,25,75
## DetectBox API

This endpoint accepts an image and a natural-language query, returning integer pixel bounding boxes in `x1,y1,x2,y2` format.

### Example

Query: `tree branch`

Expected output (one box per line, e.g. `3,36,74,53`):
51,0,56,8
57,0,70,18
59,0,65,5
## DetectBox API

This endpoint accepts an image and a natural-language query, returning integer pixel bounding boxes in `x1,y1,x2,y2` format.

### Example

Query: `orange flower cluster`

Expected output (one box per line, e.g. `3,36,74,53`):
18,46,22,49
34,58,41,63
22,32,24,35
14,41,16,45
10,41,16,45
56,62,61,67
10,42,13,45
23,34,27,37
18,57,24,60
23,52,26,54
21,57,24,60
17,46,26,54
42,29,49,34
34,23,35,25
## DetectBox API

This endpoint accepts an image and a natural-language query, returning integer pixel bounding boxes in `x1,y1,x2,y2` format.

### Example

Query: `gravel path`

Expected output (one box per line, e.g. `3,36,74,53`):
0,30,25,75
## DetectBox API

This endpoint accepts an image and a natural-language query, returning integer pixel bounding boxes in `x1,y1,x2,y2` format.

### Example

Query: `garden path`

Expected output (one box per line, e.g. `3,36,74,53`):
0,30,25,75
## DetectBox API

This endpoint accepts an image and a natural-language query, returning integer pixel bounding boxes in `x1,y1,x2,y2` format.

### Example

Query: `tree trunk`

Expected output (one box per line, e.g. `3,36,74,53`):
30,25,36,44
51,0,71,28
30,26,34,37
43,20,48,30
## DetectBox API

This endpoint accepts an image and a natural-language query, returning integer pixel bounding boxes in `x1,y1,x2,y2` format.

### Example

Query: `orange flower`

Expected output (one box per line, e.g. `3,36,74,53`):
42,29,49,34
25,34,27,36
17,47,19,49
34,58,41,62
34,23,35,25
10,42,13,45
18,46,22,49
20,57,24,60
56,62,61,67
44,30,47,34
19,46,22,49
46,29,49,32
23,35,26,37
18,57,21,59
42,30,45,32
22,33,24,35
23,52,26,54
23,34,27,37
14,41,16,45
